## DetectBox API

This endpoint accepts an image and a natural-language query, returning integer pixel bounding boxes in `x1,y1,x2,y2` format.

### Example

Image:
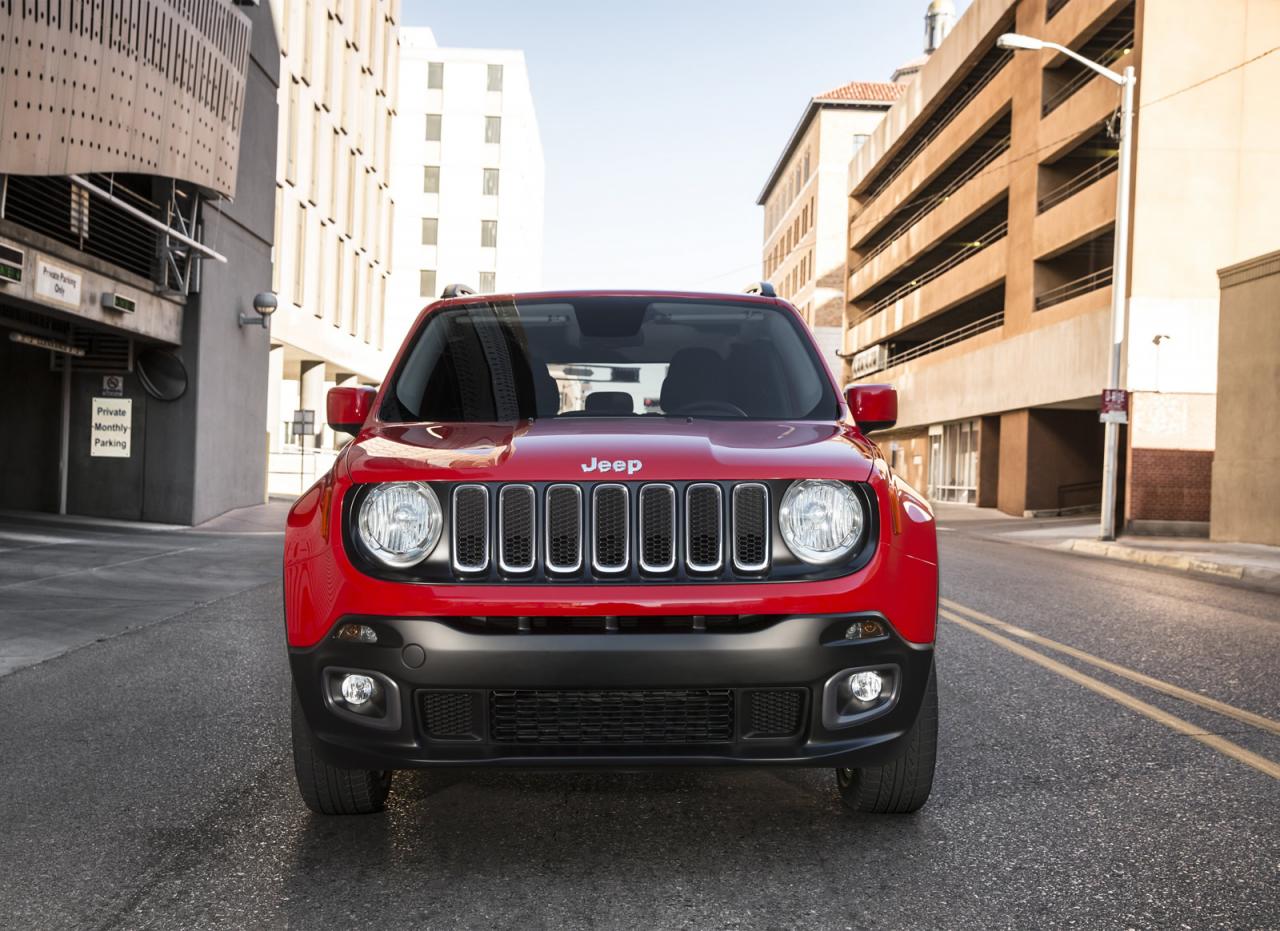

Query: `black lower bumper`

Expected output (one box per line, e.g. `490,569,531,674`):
289,613,935,770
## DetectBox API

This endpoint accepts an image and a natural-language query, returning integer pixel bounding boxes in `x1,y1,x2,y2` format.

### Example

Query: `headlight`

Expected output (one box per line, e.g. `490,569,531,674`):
779,480,866,565
357,482,443,567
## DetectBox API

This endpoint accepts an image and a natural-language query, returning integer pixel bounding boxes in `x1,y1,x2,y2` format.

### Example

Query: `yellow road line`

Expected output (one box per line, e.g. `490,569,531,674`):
940,610,1280,781
941,597,1280,738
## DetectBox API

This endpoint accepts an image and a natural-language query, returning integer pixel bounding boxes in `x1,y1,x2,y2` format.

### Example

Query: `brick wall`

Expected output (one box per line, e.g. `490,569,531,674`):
1128,448,1213,522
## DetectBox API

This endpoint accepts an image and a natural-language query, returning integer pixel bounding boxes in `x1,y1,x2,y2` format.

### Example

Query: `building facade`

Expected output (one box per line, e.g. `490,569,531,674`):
758,82,904,364
387,27,544,347
842,0,1278,528
265,0,400,493
0,0,278,524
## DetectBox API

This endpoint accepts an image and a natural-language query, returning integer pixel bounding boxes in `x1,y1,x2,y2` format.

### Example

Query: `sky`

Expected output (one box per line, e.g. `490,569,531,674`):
402,1,972,292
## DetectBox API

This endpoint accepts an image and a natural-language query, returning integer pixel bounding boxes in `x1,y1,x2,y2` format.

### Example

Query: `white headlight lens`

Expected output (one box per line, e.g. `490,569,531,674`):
357,482,442,567
779,480,865,564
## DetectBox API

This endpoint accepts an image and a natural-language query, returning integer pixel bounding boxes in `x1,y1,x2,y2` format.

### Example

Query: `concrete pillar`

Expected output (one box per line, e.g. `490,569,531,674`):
299,361,326,450
997,410,1030,516
266,345,284,453
976,415,1000,509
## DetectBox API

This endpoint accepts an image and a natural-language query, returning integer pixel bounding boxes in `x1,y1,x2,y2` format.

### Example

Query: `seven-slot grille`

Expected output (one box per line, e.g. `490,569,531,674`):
447,482,771,579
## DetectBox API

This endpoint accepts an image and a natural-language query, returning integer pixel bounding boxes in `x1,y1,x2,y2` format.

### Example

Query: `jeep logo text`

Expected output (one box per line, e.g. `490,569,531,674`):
581,456,642,475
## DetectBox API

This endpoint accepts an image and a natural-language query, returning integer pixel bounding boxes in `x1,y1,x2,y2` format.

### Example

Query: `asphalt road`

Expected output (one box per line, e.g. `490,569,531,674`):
0,513,1276,930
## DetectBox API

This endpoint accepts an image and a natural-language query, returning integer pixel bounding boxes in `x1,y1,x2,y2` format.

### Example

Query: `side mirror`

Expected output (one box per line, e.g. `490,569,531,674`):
845,384,898,433
327,386,377,436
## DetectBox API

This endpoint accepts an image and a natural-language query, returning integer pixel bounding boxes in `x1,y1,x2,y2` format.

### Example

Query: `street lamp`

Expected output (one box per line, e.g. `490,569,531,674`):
998,32,1136,541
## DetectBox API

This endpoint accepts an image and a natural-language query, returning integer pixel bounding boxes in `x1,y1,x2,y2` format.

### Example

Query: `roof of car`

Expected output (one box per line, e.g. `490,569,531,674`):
428,289,789,310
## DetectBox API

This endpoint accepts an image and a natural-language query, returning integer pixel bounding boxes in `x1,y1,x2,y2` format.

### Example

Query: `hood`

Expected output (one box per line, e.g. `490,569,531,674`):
343,419,877,484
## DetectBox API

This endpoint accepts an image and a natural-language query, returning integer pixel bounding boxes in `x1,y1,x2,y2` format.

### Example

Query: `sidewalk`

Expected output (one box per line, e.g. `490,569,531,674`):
0,501,286,676
933,503,1280,594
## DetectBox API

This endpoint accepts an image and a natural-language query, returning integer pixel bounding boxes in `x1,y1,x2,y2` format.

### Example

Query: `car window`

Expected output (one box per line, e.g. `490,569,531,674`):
382,297,838,422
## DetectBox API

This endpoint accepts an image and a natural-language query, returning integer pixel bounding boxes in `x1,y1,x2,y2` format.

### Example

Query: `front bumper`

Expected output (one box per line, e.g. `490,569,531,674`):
290,612,935,770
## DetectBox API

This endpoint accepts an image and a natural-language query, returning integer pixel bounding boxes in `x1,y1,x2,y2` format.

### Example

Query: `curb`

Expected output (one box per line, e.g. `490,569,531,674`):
1062,539,1280,592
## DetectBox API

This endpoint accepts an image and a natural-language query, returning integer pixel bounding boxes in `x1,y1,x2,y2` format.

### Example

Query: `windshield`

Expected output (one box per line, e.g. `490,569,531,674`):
382,297,839,422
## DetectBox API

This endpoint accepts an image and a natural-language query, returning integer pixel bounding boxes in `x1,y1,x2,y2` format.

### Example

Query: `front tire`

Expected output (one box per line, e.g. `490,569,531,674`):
836,658,938,814
291,689,393,815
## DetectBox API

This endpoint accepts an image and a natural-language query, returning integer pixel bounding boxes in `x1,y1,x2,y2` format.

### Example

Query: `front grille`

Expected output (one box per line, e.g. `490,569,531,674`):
746,689,806,738
498,485,535,573
452,485,490,572
421,691,482,740
445,481,773,580
686,484,723,572
490,689,734,745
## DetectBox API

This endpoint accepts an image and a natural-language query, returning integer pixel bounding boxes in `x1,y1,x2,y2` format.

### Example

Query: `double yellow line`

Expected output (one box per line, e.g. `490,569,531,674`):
939,598,1280,780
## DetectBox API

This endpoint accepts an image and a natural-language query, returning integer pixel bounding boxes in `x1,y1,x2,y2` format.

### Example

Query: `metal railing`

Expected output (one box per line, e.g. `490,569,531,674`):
1034,266,1113,310
0,173,159,280
1042,29,1135,115
859,218,1008,320
863,50,1013,199
886,310,1005,369
1037,156,1118,213
853,135,1011,273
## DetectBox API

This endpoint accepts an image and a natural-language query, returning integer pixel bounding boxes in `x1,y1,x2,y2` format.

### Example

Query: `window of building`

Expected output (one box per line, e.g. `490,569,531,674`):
420,269,437,298
852,133,870,153
424,165,440,193
927,420,979,504
478,271,496,293
481,220,498,248
293,204,307,307
487,64,504,91
422,217,438,245
484,116,501,144
427,61,443,89
482,168,500,196
426,114,442,141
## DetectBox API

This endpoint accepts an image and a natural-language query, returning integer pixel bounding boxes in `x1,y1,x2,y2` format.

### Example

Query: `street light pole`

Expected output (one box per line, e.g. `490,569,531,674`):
1099,65,1136,541
996,33,1135,540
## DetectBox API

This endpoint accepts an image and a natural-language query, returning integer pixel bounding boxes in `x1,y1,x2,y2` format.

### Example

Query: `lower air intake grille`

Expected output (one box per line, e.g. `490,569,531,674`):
421,691,481,740
746,689,805,738
490,689,734,745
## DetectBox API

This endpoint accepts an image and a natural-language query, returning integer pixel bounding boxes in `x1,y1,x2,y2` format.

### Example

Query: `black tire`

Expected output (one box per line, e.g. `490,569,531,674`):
291,689,393,815
836,659,938,814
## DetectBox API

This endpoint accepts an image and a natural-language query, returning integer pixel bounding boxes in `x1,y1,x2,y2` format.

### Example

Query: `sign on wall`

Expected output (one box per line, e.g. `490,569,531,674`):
90,397,132,458
35,259,82,307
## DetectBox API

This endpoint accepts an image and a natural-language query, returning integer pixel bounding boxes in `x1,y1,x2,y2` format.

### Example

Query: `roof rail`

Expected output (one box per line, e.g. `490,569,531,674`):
741,281,776,297
440,283,477,299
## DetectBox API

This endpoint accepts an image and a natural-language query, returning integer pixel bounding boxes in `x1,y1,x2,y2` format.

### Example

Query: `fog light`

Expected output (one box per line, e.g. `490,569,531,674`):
340,674,376,706
846,620,884,640
336,623,378,643
848,670,884,702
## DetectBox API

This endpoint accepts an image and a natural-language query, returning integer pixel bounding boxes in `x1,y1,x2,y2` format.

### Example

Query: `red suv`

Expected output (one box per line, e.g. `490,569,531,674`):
285,287,938,815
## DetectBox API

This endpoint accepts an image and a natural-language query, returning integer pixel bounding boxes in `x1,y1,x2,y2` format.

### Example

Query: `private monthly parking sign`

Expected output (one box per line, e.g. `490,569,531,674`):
90,397,132,458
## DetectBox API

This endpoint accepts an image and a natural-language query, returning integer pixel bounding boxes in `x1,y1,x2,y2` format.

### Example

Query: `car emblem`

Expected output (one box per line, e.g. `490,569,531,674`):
581,456,642,475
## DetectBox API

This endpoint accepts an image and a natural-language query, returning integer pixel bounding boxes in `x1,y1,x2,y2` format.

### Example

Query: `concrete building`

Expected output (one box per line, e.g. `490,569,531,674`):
388,27,544,346
0,0,278,524
758,81,905,363
1211,251,1280,546
265,0,400,493
841,0,1279,529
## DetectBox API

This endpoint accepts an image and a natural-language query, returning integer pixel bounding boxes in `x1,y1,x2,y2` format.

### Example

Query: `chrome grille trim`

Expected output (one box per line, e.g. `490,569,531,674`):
497,484,536,573
451,484,490,573
732,483,770,572
638,483,677,573
591,484,630,573
544,484,584,573
685,483,724,573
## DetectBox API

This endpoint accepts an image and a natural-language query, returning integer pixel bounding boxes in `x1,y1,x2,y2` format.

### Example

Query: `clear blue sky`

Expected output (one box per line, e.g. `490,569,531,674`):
402,1,971,291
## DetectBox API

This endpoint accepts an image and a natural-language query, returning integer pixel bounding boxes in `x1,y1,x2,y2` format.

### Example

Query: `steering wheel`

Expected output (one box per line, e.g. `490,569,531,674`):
673,400,749,418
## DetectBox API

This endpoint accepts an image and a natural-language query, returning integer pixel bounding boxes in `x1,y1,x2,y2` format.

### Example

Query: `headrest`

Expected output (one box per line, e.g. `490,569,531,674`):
584,391,634,415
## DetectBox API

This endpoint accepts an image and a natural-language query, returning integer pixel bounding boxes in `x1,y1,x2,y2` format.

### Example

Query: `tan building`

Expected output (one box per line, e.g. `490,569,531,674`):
266,0,401,492
758,81,904,362
841,0,1279,529
1211,251,1280,546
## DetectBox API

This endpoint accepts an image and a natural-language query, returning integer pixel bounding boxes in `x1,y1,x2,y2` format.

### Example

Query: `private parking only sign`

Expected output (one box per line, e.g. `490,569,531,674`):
90,397,132,458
